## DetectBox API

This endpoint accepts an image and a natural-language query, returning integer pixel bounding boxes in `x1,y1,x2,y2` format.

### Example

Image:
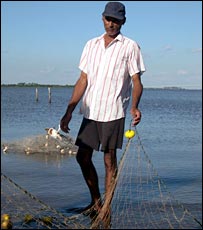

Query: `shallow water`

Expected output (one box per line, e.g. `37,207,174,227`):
1,87,202,220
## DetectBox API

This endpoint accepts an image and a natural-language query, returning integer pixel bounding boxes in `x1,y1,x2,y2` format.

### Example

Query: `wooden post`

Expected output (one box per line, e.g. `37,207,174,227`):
48,87,51,103
35,88,39,102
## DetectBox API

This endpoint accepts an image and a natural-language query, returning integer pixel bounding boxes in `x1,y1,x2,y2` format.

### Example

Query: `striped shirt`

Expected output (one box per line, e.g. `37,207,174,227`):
79,33,145,122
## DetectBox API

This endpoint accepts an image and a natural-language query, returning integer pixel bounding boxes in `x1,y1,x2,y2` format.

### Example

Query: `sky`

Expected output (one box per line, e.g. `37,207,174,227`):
1,1,202,89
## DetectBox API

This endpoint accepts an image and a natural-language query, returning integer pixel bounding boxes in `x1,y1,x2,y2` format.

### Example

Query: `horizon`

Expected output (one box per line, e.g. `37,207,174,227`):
1,82,202,90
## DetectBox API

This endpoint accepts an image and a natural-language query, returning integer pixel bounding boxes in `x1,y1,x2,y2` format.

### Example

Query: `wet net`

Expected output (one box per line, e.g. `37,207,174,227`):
1,132,78,156
1,128,202,229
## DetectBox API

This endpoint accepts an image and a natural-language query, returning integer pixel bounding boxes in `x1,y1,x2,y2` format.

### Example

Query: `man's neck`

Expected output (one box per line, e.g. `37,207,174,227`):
104,32,120,40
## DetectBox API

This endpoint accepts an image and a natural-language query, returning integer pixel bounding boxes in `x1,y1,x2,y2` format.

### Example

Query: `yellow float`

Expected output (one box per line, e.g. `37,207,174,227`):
1,214,10,222
1,220,12,229
124,129,135,139
42,216,53,224
24,214,33,223
1,214,12,230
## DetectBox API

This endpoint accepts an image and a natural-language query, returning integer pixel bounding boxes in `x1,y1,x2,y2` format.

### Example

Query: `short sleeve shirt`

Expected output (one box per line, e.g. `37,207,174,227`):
79,33,145,122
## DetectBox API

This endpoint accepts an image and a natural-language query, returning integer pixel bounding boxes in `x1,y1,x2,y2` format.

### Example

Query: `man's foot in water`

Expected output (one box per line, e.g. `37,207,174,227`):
82,200,102,215
66,200,102,215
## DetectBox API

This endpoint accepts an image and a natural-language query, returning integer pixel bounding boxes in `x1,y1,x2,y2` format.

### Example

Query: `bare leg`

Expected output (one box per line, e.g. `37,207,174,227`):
104,149,117,200
91,150,117,228
76,147,101,210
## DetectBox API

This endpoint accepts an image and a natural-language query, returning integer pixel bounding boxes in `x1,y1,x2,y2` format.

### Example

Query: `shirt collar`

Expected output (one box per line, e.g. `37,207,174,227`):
116,33,123,42
95,33,124,44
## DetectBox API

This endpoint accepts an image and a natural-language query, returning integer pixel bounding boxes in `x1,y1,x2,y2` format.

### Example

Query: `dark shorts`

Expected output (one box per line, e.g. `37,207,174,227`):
75,117,125,152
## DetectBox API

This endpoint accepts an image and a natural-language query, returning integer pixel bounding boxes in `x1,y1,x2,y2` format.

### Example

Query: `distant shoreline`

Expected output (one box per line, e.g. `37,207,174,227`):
1,84,201,90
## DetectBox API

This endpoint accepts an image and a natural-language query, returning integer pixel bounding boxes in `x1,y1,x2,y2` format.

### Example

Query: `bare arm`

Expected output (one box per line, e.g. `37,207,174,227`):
130,73,143,126
60,71,87,133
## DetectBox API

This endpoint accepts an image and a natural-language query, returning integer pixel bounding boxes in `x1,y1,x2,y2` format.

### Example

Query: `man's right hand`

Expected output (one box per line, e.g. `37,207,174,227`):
60,113,72,133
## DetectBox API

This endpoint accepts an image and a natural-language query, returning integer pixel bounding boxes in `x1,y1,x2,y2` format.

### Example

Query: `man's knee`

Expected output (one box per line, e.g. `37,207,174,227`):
104,150,117,170
76,147,93,165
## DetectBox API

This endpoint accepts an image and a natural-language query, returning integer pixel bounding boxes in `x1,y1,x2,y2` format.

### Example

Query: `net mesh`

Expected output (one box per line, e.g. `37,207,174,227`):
1,132,78,155
1,129,202,229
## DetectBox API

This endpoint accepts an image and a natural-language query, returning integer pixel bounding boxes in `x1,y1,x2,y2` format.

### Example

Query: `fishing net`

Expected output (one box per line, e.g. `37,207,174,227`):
1,132,78,156
1,128,202,229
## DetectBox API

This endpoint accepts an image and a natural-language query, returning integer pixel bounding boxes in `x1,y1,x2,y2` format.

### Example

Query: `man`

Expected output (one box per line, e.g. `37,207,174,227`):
60,1,145,212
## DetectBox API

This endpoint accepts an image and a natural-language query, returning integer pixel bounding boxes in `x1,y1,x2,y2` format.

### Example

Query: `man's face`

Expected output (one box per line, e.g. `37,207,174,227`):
102,16,124,37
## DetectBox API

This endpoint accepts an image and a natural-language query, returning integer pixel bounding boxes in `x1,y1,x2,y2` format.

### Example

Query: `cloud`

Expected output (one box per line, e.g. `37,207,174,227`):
192,48,202,53
160,44,175,57
177,69,188,75
162,45,173,52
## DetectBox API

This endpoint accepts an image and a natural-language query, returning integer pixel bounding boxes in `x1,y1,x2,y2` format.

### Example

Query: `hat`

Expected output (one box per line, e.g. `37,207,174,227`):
102,2,126,21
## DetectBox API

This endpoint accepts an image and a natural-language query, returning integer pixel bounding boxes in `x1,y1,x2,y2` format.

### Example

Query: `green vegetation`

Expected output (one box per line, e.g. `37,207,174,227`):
1,83,200,91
